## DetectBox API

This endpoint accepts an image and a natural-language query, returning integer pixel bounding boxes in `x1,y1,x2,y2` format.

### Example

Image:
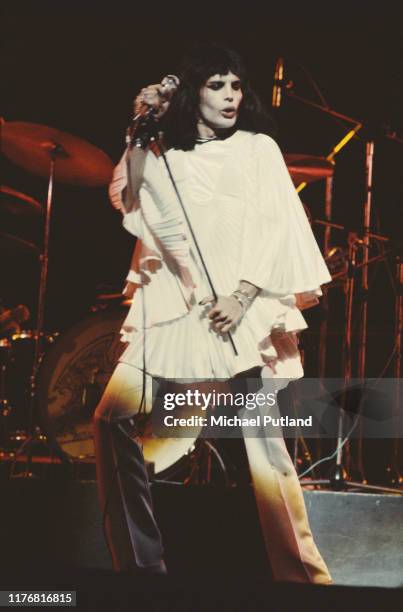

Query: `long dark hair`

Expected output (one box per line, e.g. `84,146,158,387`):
161,44,277,151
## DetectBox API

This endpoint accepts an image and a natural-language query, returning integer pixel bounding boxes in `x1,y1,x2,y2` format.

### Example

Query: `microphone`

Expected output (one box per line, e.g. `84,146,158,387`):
127,74,180,146
272,58,284,108
133,74,180,120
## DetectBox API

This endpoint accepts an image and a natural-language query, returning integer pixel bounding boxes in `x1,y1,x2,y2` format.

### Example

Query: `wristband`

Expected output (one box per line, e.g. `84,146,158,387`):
233,289,255,305
231,293,247,313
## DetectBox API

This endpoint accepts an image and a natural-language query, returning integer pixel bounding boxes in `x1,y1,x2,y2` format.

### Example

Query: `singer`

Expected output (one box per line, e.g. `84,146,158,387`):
93,44,333,583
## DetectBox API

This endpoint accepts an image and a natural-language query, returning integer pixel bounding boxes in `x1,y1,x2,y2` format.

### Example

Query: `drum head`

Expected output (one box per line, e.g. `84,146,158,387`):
37,307,197,477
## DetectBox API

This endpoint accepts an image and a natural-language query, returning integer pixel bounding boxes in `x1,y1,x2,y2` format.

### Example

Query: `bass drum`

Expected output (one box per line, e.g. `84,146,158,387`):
37,306,199,479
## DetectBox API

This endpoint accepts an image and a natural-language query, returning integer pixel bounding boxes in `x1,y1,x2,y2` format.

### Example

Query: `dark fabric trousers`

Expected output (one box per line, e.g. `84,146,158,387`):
93,412,165,572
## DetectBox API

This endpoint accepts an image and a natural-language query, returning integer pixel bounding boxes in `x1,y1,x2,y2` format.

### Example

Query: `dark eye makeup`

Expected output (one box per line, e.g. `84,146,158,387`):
207,80,242,91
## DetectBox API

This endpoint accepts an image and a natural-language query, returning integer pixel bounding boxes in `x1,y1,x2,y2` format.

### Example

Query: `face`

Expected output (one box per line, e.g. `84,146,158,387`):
198,71,243,134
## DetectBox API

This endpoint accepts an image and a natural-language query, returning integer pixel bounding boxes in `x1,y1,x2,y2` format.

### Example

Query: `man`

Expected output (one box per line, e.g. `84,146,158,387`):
93,44,332,583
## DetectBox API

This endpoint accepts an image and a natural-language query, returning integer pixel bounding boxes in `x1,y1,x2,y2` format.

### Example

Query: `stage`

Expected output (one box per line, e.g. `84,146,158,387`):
1,1,402,609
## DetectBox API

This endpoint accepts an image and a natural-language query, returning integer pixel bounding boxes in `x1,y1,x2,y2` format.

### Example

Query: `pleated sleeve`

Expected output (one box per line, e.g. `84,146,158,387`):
107,148,196,317
239,134,331,296
108,149,129,213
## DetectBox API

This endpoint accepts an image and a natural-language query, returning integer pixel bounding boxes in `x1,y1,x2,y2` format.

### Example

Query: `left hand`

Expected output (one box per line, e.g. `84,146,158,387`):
199,294,244,333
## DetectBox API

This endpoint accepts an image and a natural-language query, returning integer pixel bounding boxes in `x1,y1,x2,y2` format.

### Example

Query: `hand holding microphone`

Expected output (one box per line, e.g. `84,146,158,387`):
127,75,179,147
133,75,180,121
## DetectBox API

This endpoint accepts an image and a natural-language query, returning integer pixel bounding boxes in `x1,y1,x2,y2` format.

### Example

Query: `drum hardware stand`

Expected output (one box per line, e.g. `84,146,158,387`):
309,139,400,493
283,89,362,479
292,174,335,475
313,174,334,468
11,144,66,474
0,341,13,450
334,233,359,486
327,141,375,484
352,141,374,483
390,258,402,484
300,236,401,494
317,175,334,376
331,236,402,495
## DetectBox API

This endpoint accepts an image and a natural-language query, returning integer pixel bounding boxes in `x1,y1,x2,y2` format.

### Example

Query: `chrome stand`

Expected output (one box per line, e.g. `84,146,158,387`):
12,144,66,475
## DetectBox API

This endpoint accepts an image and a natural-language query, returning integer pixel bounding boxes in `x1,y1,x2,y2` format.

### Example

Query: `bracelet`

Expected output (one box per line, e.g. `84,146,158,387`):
230,293,247,313
232,289,255,304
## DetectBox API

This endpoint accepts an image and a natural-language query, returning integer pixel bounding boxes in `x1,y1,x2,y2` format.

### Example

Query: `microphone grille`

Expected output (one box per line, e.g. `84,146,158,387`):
161,74,180,91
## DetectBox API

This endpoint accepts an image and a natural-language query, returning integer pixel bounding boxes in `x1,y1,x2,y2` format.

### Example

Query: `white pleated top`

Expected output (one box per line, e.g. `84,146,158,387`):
109,130,332,380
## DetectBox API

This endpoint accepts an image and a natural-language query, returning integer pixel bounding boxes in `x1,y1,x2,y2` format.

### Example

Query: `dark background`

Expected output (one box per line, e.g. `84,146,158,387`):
1,0,402,380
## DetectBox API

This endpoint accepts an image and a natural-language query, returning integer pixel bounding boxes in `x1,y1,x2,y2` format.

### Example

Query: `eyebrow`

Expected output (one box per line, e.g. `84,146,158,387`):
207,78,242,84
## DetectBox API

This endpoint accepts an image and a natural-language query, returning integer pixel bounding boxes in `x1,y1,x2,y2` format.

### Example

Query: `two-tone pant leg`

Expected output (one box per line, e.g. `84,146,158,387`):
242,368,332,584
93,362,165,573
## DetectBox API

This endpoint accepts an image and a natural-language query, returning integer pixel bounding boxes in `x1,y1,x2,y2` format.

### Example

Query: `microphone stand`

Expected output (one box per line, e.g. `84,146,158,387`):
124,118,236,483
127,119,238,357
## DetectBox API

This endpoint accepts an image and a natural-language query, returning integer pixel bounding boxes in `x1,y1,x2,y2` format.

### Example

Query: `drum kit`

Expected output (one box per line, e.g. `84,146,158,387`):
0,117,401,487
1,120,115,473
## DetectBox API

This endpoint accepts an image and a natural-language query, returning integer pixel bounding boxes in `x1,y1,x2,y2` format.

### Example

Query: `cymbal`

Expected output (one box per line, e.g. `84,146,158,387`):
0,232,39,256
1,121,114,187
284,154,334,185
0,186,43,216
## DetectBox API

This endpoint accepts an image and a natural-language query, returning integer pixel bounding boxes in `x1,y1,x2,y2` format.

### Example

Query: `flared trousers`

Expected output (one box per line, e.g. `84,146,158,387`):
93,362,332,583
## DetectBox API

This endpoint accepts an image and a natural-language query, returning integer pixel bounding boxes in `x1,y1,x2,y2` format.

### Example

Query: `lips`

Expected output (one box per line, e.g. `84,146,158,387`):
221,108,236,117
